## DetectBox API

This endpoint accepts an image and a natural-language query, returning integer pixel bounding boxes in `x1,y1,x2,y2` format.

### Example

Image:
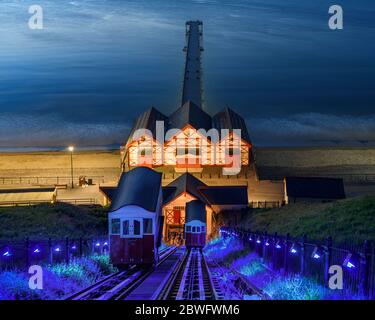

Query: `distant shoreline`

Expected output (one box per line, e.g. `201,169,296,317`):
1,145,375,154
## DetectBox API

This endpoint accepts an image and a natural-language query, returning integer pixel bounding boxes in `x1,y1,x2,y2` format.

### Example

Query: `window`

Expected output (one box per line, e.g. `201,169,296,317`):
111,219,120,234
134,220,141,236
143,218,153,234
196,227,200,233
192,226,196,233
201,226,205,232
122,220,129,236
186,226,191,232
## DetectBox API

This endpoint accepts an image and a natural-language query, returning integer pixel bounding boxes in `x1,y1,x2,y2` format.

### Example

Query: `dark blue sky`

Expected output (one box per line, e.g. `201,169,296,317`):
0,0,374,149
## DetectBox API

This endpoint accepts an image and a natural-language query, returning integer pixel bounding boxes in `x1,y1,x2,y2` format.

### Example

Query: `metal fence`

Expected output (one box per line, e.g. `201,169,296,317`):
221,227,374,299
0,176,105,186
0,237,109,270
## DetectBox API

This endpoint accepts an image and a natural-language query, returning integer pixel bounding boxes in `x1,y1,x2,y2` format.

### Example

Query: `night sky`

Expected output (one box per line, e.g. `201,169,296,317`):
0,0,374,149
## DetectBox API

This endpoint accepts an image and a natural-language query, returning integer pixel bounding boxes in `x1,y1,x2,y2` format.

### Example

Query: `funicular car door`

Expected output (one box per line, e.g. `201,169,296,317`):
121,218,143,263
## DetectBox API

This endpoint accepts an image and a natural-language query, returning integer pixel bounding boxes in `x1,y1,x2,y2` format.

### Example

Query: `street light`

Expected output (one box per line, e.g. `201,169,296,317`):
68,146,74,188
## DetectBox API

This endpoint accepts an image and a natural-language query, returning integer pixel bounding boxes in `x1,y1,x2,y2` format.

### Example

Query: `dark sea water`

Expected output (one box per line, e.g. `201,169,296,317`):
0,0,374,149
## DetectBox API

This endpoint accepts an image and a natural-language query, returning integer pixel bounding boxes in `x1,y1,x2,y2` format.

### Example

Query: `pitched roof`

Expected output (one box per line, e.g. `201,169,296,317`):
99,186,117,201
212,107,251,144
109,167,162,212
162,173,207,205
198,186,248,205
168,100,212,132
185,200,206,223
285,177,346,200
127,107,168,144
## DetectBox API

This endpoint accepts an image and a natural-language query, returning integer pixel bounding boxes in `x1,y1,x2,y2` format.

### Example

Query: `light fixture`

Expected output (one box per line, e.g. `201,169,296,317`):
54,247,61,252
103,242,108,246
343,252,360,269
95,242,101,247
290,243,298,254
275,240,282,249
248,236,253,241
33,248,41,254
68,146,74,152
71,245,77,250
265,239,270,246
311,246,324,259
256,237,261,244
2,251,11,257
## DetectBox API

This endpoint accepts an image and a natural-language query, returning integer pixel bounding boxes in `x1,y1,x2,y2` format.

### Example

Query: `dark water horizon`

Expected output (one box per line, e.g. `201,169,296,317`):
0,0,374,148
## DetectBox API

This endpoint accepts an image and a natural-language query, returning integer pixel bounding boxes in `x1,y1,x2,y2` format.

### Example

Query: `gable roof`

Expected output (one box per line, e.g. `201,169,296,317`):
127,107,168,144
185,200,206,223
198,186,248,205
168,100,212,132
162,173,207,205
109,167,162,212
212,107,251,144
285,177,346,200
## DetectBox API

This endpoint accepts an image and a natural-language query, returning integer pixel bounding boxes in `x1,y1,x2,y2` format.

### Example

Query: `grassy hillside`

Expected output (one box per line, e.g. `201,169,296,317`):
0,203,108,240
236,196,375,245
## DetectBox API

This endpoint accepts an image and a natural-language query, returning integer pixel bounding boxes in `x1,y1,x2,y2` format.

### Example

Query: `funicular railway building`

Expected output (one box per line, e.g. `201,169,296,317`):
116,21,254,244
107,21,344,245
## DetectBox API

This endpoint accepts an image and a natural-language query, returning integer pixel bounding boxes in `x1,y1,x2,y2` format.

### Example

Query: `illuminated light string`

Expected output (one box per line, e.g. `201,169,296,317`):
220,228,362,270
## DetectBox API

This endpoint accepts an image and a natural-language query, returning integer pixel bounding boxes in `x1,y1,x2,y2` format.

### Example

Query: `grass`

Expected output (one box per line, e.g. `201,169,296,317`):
0,203,107,240
0,254,117,300
237,196,375,245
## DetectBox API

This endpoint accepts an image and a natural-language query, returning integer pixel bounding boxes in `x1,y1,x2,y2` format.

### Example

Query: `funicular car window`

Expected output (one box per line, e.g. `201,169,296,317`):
197,227,200,232
186,226,191,232
123,220,129,236
134,220,141,235
111,218,120,234
143,218,153,234
201,226,205,232
192,226,196,232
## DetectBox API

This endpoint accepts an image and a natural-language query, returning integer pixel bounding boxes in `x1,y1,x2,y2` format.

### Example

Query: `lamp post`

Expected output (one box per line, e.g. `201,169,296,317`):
68,146,74,189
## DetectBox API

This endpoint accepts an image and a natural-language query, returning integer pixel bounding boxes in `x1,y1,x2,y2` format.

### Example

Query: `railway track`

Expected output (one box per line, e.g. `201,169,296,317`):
158,248,220,300
66,246,176,300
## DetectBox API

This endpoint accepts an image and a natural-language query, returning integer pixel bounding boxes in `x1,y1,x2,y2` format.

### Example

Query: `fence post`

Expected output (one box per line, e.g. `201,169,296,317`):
25,237,30,268
324,236,333,287
272,232,277,269
262,231,268,262
65,237,70,264
48,238,53,264
360,240,371,298
79,237,83,257
300,234,307,275
283,233,290,274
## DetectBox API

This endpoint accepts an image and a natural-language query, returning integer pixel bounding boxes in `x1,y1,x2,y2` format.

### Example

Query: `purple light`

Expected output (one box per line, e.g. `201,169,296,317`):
33,248,41,254
95,242,101,247
313,253,321,259
256,240,261,244
54,247,61,252
248,236,253,241
2,251,11,257
265,241,270,246
103,242,108,246
71,245,77,250
291,248,297,254
276,244,282,249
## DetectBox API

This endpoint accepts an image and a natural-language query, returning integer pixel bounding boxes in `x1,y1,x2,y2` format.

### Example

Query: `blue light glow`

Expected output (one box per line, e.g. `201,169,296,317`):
256,239,261,244
33,248,41,254
71,245,77,250
95,242,100,247
291,248,297,254
265,242,270,246
276,244,282,249
2,251,11,257
103,242,108,246
54,247,61,252
313,253,321,259
346,261,355,269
